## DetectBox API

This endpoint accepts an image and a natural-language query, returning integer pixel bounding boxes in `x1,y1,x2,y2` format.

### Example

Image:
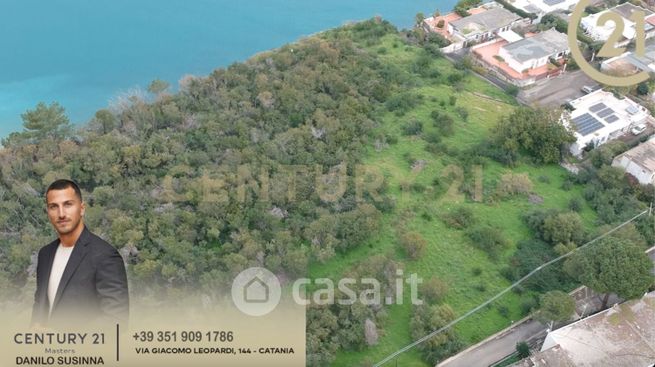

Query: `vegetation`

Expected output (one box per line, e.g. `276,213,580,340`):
1,15,652,367
491,107,576,165
564,238,653,307
536,290,575,323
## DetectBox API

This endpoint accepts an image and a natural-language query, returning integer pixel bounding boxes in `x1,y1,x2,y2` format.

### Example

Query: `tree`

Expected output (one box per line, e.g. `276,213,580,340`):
564,238,653,308
516,341,530,358
148,79,170,96
536,290,575,323
637,81,650,95
415,12,426,26
542,212,585,246
400,231,428,260
492,107,576,165
411,304,463,364
4,102,72,145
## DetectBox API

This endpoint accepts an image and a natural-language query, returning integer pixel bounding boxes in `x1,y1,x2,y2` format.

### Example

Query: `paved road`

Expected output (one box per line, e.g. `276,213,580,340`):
517,70,597,108
438,319,546,367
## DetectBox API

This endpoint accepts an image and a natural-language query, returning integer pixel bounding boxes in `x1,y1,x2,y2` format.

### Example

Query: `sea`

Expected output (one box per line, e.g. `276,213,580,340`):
0,0,457,138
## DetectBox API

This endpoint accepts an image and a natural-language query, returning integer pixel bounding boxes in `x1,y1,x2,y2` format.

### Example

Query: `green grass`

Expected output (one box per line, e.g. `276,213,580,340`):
310,32,597,366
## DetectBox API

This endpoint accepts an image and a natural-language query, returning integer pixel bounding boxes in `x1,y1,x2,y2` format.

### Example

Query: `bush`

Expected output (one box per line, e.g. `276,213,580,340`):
399,231,428,260
419,277,449,303
516,342,530,358
402,119,424,135
506,85,519,97
431,110,455,136
441,206,476,229
568,197,583,212
495,173,533,198
455,107,469,121
472,267,482,276
466,225,508,258
497,305,510,318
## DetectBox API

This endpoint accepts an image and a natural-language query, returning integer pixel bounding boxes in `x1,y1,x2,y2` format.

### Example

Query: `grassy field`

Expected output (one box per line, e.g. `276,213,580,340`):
309,33,597,366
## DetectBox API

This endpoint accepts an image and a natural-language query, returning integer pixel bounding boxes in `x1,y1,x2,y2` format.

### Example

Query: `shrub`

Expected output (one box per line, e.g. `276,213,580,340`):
399,231,428,260
419,277,449,303
495,173,533,198
441,206,476,229
466,225,508,258
402,119,424,135
516,342,530,358
568,197,583,212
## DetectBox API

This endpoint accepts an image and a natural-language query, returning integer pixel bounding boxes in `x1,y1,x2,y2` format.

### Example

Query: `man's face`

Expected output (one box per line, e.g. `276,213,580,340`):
46,187,85,236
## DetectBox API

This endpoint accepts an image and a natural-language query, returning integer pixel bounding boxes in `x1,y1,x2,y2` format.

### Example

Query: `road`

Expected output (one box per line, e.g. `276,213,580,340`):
438,319,546,367
517,70,598,108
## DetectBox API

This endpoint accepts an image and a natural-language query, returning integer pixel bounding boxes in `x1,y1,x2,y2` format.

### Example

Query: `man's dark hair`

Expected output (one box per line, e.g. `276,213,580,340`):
45,179,82,202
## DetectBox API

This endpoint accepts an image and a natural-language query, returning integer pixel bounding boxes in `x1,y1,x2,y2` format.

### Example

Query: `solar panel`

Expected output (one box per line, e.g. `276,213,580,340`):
626,105,640,115
589,103,607,113
604,115,619,123
597,108,614,118
572,113,604,136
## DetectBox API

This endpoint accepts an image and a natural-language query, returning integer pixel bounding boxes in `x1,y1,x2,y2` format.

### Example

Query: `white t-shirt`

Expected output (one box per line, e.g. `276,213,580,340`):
47,244,75,315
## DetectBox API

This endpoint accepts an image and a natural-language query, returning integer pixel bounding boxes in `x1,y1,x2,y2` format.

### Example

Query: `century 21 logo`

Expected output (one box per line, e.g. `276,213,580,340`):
569,0,650,86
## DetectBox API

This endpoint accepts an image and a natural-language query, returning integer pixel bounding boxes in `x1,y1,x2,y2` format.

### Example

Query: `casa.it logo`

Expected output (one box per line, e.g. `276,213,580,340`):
231,267,282,317
569,0,650,86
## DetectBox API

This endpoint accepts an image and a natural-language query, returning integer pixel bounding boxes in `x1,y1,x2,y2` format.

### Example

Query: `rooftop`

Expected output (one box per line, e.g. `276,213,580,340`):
536,292,655,367
611,2,654,20
501,28,569,63
566,89,649,137
450,8,521,36
614,138,655,172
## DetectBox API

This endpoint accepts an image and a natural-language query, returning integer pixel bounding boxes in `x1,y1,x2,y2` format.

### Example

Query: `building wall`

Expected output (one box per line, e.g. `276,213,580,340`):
613,156,655,185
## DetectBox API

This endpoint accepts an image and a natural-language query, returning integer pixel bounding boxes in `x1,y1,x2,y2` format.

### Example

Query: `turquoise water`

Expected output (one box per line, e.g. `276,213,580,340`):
0,0,456,138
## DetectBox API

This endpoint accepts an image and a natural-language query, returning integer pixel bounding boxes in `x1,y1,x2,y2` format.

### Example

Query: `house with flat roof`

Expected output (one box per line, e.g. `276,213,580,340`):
498,28,569,74
612,137,655,185
448,7,524,45
601,43,655,75
511,292,655,367
511,0,577,21
471,28,569,86
563,89,650,156
581,3,655,45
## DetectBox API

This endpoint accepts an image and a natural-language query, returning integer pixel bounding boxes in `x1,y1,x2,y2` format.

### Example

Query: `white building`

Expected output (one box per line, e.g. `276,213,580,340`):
511,0,577,21
563,89,650,157
534,292,655,367
581,3,655,44
448,7,524,44
497,28,569,74
612,138,655,185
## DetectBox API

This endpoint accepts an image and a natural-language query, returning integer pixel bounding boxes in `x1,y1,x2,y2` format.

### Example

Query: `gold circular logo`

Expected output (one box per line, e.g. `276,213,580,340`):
568,0,650,86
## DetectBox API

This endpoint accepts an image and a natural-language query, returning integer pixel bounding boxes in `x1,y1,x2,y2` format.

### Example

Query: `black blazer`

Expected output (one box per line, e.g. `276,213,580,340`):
31,226,129,328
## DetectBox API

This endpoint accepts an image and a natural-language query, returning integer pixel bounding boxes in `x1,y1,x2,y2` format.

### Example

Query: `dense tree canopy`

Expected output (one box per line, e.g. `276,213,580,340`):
564,238,653,307
492,107,575,165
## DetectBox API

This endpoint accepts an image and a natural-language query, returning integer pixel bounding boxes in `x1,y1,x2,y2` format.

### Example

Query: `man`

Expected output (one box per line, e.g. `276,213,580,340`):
31,179,129,328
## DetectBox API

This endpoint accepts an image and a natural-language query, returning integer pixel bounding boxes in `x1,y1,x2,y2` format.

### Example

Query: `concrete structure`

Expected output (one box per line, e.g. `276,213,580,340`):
511,0,577,21
516,292,655,367
448,7,524,45
563,89,650,156
581,3,655,44
612,137,655,185
471,29,569,87
498,28,569,74
601,43,655,75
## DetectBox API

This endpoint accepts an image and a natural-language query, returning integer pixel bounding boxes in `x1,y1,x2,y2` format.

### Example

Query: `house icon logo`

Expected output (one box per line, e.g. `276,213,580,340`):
244,276,269,303
231,267,281,316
